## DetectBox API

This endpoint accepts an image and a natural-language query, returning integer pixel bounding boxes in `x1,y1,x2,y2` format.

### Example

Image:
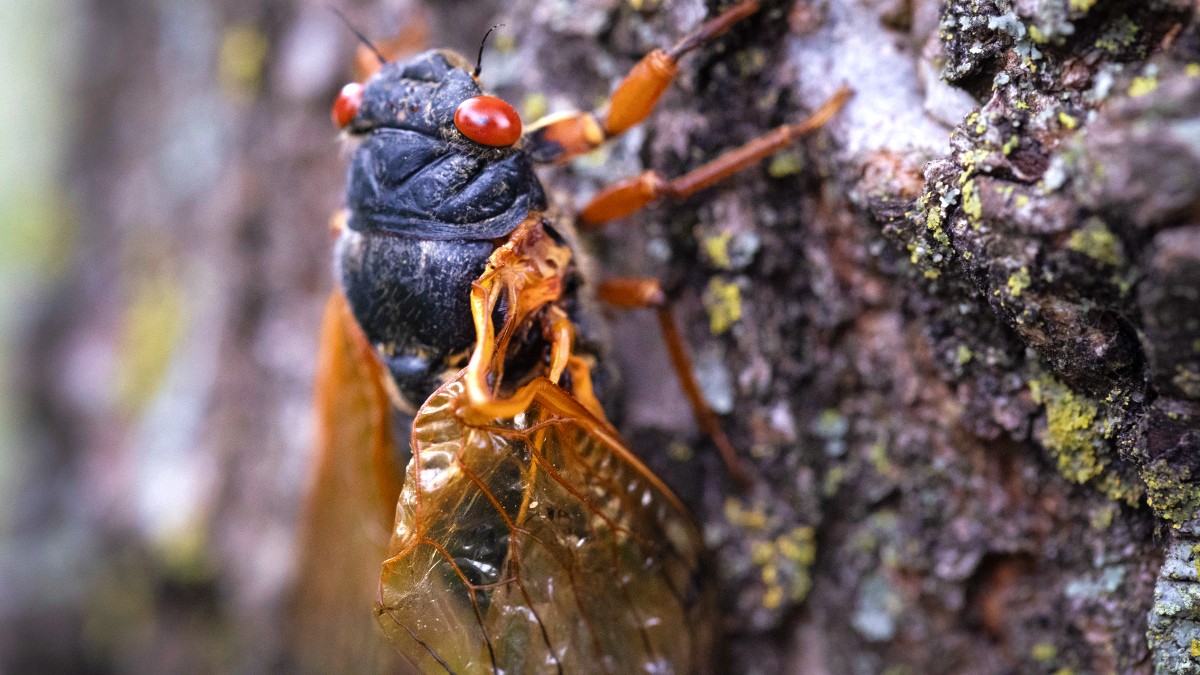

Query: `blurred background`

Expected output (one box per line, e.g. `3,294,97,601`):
0,0,503,670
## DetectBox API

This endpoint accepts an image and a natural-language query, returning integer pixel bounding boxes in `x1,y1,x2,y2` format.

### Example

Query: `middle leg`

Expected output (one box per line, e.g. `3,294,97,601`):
579,86,852,227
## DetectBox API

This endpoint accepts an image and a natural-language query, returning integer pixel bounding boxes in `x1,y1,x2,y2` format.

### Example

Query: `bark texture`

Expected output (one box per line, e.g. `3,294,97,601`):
6,0,1200,673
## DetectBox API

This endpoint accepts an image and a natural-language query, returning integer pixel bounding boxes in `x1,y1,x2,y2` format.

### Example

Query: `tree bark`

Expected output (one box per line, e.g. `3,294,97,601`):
7,0,1200,673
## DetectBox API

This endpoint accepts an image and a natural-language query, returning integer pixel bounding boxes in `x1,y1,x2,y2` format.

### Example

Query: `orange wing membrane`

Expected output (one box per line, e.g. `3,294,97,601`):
289,291,408,673
376,218,712,673
378,376,709,673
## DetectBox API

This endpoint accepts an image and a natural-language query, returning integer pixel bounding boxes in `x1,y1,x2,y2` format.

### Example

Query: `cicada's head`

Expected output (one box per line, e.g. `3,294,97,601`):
332,50,544,240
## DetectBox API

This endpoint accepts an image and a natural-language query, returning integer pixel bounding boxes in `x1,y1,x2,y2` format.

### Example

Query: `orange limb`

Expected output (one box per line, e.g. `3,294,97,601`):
580,86,853,227
461,218,576,423
462,280,577,424
545,306,574,385
564,355,606,420
463,273,531,422
524,0,761,164
328,209,347,238
458,217,609,430
598,278,751,488
483,374,693,522
458,215,736,491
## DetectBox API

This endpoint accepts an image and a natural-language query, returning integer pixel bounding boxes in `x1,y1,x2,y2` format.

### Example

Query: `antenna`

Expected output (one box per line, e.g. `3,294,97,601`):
331,6,387,66
473,24,505,78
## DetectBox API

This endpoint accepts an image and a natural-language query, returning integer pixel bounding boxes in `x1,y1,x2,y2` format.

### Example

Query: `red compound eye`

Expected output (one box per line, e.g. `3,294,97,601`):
454,96,522,147
332,82,363,128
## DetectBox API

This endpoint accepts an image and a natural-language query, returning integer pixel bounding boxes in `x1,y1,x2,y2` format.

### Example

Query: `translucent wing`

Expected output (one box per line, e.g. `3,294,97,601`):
289,290,409,674
378,375,712,674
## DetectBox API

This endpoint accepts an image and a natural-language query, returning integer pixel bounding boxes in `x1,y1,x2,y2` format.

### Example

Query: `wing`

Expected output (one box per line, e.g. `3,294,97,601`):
377,375,712,674
288,289,410,674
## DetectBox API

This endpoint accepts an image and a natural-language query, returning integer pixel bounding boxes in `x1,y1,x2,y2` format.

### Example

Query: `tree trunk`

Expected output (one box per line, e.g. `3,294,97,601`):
6,0,1200,672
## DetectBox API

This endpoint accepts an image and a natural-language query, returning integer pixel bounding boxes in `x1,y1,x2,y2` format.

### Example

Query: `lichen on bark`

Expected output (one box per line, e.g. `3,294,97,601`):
872,0,1200,670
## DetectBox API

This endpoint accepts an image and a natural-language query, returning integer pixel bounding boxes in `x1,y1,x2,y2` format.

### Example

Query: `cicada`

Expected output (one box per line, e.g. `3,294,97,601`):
371,216,712,673
294,1,849,672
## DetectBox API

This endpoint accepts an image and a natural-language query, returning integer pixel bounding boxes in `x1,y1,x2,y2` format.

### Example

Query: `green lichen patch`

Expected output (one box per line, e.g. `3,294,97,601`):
752,526,817,609
117,270,186,415
1172,366,1200,399
725,497,769,531
896,171,963,281
766,150,804,178
703,276,742,334
1128,74,1159,98
954,344,974,366
1040,380,1099,482
218,24,269,98
926,203,950,246
1066,218,1124,267
1144,459,1200,528
1031,376,1143,506
961,178,983,224
1006,267,1031,299
701,229,733,270
1094,15,1141,55
1032,641,1058,662
721,497,819,620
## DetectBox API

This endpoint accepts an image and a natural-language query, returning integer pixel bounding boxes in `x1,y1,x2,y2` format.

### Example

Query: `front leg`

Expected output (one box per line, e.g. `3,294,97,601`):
523,0,761,164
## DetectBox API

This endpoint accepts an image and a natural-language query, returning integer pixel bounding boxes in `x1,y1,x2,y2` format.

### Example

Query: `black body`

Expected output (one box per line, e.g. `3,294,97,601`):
337,50,549,409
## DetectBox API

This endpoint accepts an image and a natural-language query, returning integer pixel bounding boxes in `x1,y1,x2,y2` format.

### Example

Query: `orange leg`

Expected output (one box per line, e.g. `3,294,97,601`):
523,0,761,164
564,355,606,421
598,278,751,488
460,229,587,424
580,86,852,227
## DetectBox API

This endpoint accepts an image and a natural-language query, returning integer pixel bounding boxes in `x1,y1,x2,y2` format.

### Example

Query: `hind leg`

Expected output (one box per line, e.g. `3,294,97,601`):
598,278,751,487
